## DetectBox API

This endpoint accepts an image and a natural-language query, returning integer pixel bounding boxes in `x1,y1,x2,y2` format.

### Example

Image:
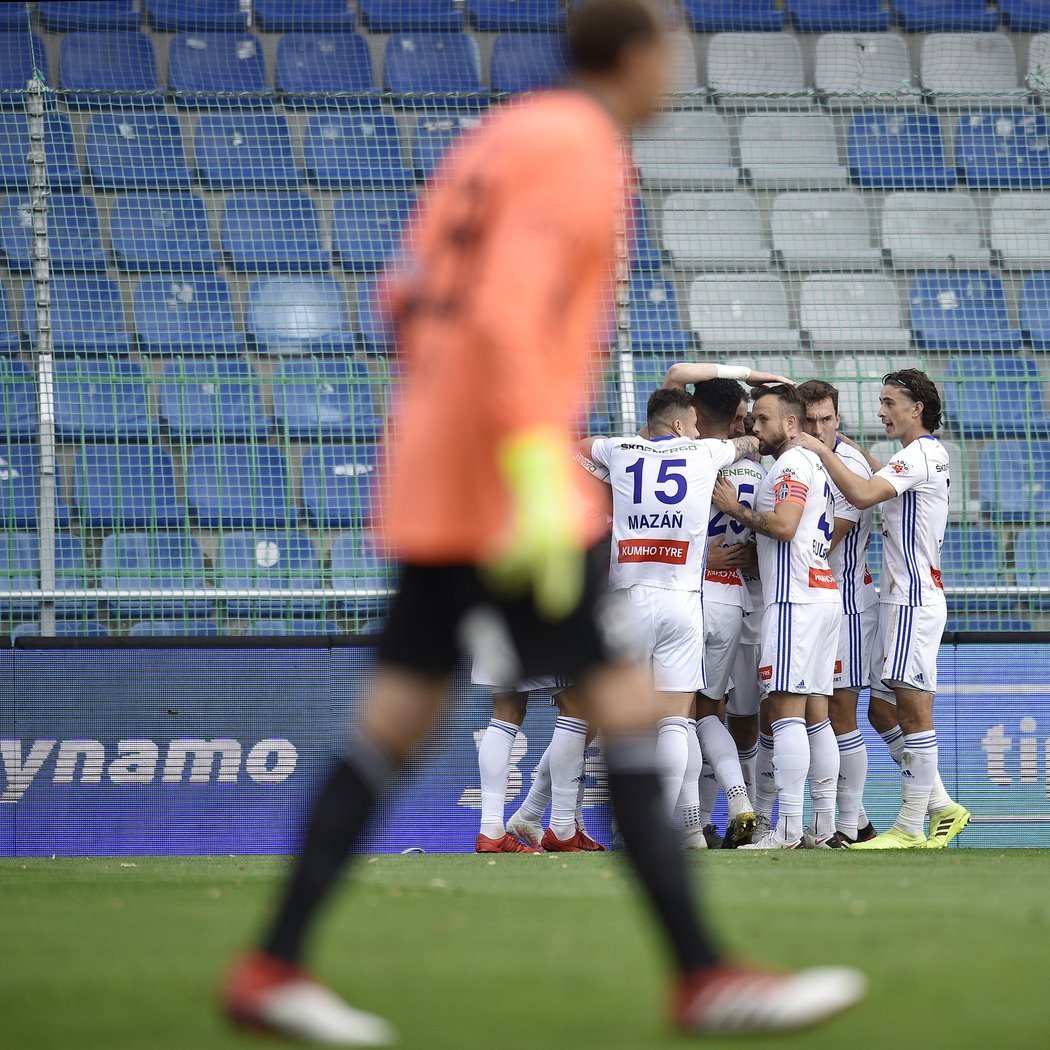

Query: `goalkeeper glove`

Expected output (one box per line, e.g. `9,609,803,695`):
484,426,585,621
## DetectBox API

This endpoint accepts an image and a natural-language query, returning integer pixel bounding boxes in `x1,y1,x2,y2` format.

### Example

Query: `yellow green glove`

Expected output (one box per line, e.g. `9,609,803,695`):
483,427,585,621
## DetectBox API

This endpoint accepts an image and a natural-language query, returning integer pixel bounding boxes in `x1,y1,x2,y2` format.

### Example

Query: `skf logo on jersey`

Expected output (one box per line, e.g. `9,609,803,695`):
834,660,843,675
758,665,773,682
618,540,689,565
931,567,943,589
808,567,838,589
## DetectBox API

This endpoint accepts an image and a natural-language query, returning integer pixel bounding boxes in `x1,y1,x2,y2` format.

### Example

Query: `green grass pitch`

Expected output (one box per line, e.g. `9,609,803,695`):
3,850,1048,1049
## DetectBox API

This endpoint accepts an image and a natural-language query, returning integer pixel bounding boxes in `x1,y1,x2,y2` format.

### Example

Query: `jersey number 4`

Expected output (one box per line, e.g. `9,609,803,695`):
626,457,688,505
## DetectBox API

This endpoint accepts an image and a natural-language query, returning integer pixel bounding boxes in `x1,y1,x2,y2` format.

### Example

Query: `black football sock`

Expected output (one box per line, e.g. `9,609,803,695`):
605,732,721,974
263,732,394,965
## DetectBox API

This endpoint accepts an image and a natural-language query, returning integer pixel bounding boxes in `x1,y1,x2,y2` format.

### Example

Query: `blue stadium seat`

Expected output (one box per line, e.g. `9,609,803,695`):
74,446,182,528
330,531,392,617
630,274,691,352
0,287,17,355
384,33,484,109
187,444,292,528
38,2,140,31
939,525,1009,614
945,615,1032,632
58,32,162,108
221,193,328,273
468,1,564,30
303,113,414,189
100,532,210,618
0,114,80,190
1014,527,1050,608
217,530,322,617
275,33,378,108
0,362,34,441
491,33,568,94
355,277,395,354
681,0,785,31
1001,0,1050,32
167,33,268,108
254,0,357,32
0,193,107,273
978,441,1050,521
890,1,999,32
628,196,662,271
13,620,109,640
908,272,1020,351
360,1,464,32
109,193,216,272
193,113,301,189
787,0,890,31
272,359,383,441
631,354,682,429
85,111,191,189
0,446,68,527
128,620,220,636
955,109,1050,188
1019,274,1050,350
944,356,1050,438
847,110,955,190
54,359,156,441
332,191,414,272
0,533,89,618
0,32,47,107
133,275,241,355
23,277,131,355
245,619,339,636
0,4,27,27
247,277,352,354
301,444,378,528
146,0,247,31
411,112,478,179
160,358,268,440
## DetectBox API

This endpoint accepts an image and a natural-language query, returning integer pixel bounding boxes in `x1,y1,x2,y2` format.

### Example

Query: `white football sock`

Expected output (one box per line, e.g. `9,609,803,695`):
548,716,588,840
574,760,588,832
698,714,751,819
478,718,518,838
806,719,840,840
677,720,704,843
835,730,867,839
928,771,953,813
772,717,809,842
857,803,870,830
738,742,758,807
517,742,551,824
656,716,691,816
880,725,905,766
895,731,938,836
698,759,718,826
754,732,776,821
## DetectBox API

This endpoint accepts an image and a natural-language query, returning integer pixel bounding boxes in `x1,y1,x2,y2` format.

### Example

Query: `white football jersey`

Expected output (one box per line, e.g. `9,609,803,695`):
829,440,879,616
704,459,767,611
756,446,841,607
874,435,949,607
590,434,736,591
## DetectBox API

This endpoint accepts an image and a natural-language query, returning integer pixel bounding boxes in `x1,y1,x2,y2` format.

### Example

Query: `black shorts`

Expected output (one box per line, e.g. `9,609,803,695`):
378,543,632,682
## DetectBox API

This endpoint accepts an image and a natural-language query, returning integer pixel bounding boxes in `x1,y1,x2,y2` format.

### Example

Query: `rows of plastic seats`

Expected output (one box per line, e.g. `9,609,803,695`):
943,355,1050,437
0,31,48,107
0,441,381,530
0,531,90,617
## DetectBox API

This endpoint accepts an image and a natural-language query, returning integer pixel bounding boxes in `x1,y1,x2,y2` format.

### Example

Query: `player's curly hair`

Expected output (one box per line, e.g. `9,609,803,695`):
692,378,747,429
569,0,665,74
883,369,942,432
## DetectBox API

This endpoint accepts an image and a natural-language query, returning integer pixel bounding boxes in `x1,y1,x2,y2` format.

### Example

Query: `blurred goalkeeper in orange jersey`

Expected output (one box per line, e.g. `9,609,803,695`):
223,2,864,1043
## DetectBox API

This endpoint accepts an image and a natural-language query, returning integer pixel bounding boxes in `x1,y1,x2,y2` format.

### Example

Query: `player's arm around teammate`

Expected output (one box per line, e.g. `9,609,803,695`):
794,370,970,849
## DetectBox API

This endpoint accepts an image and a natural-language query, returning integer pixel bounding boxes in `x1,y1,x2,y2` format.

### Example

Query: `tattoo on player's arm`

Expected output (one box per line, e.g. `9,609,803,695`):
731,505,774,537
731,435,759,461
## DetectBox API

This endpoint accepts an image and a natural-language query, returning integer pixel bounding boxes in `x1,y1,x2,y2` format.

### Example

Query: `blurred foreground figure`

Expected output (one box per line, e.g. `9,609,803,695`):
222,2,865,1042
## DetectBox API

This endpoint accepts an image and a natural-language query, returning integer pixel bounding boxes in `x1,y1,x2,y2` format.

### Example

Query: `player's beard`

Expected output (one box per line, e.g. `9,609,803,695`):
758,425,787,457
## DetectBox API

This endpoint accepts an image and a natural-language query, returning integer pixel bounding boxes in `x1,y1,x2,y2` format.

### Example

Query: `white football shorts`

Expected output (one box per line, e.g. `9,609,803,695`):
758,602,841,699
624,584,705,693
879,601,947,695
699,601,744,701
469,657,568,696
726,641,761,717
833,603,880,692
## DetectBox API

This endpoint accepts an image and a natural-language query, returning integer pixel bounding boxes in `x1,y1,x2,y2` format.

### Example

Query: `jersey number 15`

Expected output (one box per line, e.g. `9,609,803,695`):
626,457,688,505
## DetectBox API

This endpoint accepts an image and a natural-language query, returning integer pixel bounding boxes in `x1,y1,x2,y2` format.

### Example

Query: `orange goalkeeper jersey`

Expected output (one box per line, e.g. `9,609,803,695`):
381,90,626,563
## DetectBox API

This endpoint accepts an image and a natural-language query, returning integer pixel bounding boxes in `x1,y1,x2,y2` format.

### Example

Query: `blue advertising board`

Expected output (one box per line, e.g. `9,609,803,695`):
0,643,1048,855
